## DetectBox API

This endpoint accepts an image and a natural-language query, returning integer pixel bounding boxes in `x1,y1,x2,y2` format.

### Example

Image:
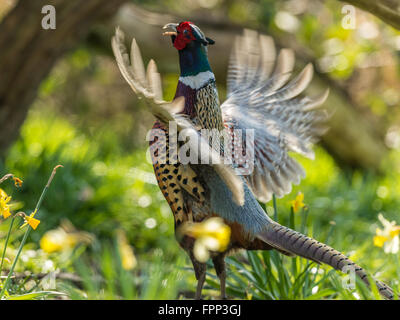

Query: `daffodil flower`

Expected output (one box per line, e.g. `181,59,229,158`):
40,220,93,253
290,192,305,213
373,213,400,254
20,209,40,230
40,228,77,253
0,188,12,219
117,230,137,270
181,217,231,263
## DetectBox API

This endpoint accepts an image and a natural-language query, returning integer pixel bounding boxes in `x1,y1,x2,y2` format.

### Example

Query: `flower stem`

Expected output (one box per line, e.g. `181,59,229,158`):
0,215,16,275
0,165,62,299
300,207,308,234
0,225,31,298
272,194,278,222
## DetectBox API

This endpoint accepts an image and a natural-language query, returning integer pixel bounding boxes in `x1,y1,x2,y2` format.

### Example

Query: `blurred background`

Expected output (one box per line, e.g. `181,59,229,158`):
1,0,400,299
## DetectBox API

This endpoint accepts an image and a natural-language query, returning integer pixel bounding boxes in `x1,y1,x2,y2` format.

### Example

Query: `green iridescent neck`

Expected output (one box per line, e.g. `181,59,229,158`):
178,42,212,77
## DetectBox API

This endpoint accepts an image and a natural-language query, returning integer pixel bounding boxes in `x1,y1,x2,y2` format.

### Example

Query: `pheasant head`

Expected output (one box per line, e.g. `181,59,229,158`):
163,21,215,77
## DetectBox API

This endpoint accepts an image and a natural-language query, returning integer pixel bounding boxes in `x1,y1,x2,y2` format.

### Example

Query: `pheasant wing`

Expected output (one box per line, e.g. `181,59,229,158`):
222,29,329,202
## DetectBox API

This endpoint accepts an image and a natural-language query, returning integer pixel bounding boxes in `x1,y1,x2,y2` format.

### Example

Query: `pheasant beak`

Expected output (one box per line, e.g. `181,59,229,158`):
162,23,178,37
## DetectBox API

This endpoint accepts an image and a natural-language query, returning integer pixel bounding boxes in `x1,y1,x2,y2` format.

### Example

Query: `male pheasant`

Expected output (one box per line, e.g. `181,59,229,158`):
111,22,394,299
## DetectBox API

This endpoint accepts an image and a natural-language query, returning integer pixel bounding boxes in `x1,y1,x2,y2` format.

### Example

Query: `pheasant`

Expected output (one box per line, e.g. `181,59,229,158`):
111,22,395,300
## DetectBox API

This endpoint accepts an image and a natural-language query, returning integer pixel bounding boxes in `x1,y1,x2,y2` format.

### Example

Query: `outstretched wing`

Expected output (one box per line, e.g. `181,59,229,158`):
111,28,244,205
221,29,329,202
112,27,183,123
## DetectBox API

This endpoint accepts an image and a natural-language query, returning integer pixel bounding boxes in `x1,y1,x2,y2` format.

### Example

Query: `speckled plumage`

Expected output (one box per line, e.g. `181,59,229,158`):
149,120,206,227
149,77,224,229
195,80,223,130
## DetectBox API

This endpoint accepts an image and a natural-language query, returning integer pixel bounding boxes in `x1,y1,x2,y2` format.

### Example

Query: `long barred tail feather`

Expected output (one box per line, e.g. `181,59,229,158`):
257,223,395,300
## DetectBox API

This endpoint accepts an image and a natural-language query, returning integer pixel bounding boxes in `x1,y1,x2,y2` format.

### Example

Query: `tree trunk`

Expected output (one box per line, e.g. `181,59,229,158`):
0,0,126,156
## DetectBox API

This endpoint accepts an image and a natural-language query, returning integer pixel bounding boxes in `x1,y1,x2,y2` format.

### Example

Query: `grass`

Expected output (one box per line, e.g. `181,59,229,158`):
58,242,186,300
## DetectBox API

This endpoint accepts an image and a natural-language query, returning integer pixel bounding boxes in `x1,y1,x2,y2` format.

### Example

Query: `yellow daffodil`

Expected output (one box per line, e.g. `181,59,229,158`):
20,209,40,230
0,188,12,219
373,213,400,254
12,177,23,188
40,229,77,253
181,217,231,263
117,230,137,270
290,192,305,213
373,235,387,248
40,220,93,253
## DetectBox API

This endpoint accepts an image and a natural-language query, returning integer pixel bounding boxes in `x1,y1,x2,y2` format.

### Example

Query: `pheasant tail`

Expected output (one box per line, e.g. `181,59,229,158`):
257,223,395,299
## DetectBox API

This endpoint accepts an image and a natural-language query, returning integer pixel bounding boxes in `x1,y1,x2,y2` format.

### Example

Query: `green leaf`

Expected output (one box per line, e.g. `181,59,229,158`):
7,291,65,300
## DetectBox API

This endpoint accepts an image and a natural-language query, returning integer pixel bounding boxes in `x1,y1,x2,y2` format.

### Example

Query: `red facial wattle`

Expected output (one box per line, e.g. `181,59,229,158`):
173,21,196,50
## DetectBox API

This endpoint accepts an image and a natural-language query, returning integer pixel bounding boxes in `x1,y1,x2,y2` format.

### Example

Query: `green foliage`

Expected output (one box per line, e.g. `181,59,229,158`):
59,242,186,300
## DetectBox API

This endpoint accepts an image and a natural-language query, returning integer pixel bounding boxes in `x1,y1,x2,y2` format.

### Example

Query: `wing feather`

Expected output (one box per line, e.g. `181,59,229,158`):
130,38,147,88
221,30,329,202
